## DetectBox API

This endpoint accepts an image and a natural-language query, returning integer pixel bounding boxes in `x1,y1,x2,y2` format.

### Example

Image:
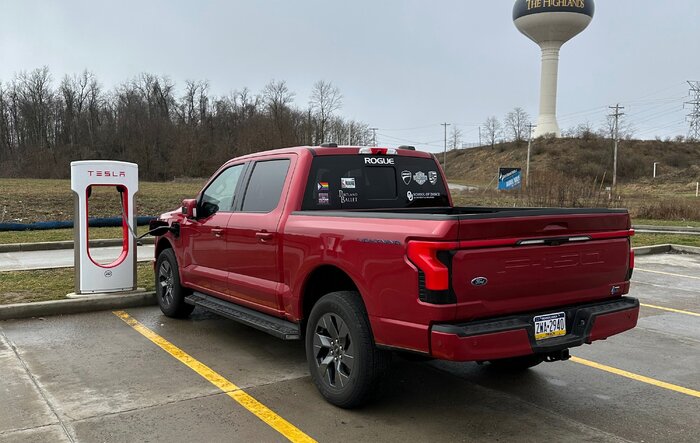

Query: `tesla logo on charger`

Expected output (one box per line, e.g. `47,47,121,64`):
88,170,126,177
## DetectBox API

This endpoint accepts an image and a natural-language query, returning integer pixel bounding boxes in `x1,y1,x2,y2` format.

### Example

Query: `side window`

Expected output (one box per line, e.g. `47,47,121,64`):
199,164,245,217
241,159,291,213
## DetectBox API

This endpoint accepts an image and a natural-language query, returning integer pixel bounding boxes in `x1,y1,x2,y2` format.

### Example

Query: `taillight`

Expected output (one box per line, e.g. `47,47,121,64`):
629,249,635,270
626,248,635,280
406,241,458,291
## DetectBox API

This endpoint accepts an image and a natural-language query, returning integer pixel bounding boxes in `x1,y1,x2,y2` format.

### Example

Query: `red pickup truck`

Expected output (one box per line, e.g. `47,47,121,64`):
150,145,639,408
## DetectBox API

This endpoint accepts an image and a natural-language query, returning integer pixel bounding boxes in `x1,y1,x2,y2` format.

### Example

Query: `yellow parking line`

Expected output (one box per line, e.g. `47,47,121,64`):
635,268,700,280
641,303,700,317
570,356,700,399
113,311,316,443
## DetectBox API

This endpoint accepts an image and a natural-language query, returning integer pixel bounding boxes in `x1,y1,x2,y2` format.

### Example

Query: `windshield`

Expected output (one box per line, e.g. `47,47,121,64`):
301,155,450,210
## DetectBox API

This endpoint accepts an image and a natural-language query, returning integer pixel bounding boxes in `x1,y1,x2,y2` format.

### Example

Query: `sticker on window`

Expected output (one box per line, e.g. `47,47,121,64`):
410,191,441,200
317,182,329,191
428,171,438,185
318,193,330,205
413,171,428,185
401,170,412,185
341,178,356,189
339,190,358,204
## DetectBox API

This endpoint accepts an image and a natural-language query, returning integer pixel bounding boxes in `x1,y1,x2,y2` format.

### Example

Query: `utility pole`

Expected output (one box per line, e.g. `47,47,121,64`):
370,127,378,147
441,123,451,169
686,81,700,141
609,104,625,190
478,126,482,146
526,123,535,188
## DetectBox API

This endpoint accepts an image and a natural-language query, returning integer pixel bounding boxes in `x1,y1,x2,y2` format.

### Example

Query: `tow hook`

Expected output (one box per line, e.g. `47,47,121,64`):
544,349,571,362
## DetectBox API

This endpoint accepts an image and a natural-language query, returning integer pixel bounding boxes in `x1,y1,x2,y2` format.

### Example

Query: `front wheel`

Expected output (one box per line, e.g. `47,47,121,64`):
156,249,195,318
305,291,391,408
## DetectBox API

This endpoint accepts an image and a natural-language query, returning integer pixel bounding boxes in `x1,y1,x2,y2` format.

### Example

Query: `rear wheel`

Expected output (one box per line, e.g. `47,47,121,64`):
488,354,545,371
156,249,195,318
305,291,391,408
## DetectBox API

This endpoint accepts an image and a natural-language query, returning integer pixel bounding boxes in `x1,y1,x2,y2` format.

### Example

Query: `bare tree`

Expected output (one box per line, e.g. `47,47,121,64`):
262,80,296,146
449,126,462,150
483,116,502,148
504,107,530,143
262,79,295,116
598,114,635,140
309,80,342,143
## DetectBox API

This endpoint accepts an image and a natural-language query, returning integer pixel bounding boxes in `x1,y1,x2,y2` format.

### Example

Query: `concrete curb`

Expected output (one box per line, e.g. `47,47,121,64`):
670,244,700,255
0,237,155,253
633,224,700,233
632,244,673,256
632,244,700,256
0,291,157,321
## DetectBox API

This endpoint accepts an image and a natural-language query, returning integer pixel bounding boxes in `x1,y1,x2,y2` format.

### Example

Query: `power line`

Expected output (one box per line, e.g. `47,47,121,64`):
686,81,700,141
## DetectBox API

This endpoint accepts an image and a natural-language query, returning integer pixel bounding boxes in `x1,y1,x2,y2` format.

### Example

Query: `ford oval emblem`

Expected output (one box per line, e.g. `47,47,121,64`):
471,277,488,287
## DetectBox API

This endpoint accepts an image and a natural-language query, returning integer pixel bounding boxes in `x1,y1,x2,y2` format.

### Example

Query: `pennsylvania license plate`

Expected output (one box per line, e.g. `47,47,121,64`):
533,312,566,341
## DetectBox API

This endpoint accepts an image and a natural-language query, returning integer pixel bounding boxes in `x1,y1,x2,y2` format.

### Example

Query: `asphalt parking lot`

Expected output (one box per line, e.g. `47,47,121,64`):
1,252,698,442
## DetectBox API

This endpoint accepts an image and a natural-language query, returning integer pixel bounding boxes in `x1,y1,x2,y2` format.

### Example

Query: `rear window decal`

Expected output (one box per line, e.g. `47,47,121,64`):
413,171,427,185
428,171,438,185
318,193,330,205
341,177,356,189
401,170,412,185
339,190,358,204
317,182,329,191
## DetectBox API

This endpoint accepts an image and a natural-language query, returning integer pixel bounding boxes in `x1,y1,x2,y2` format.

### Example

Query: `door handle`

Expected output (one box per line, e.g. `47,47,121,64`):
212,228,224,238
256,231,274,242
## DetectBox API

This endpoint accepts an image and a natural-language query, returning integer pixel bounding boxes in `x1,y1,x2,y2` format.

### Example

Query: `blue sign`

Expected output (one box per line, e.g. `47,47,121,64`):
498,167,522,191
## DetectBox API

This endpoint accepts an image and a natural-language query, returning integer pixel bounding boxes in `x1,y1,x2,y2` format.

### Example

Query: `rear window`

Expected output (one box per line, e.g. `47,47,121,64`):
301,155,449,210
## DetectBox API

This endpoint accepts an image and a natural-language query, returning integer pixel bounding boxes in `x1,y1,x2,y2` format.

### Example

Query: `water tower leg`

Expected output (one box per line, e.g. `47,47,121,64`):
535,41,562,138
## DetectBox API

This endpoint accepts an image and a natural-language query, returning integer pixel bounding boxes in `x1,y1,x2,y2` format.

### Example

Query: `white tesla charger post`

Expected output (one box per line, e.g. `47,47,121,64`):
70,160,139,295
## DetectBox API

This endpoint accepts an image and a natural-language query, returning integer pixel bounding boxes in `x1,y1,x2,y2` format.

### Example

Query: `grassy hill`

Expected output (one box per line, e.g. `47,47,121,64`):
444,137,700,189
444,137,700,220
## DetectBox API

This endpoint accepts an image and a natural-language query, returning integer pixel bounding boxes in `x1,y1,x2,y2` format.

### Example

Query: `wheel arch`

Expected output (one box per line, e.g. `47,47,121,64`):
155,236,174,258
300,265,363,327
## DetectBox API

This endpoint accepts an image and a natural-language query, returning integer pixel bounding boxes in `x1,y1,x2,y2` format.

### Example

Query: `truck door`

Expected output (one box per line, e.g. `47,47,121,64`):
183,163,245,295
225,157,294,313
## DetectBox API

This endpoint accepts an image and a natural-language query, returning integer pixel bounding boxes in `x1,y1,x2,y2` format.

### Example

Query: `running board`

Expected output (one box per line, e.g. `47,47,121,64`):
185,292,300,340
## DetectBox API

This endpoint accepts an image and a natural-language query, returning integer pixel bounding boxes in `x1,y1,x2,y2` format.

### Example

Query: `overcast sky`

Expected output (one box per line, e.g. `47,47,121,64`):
2,0,699,152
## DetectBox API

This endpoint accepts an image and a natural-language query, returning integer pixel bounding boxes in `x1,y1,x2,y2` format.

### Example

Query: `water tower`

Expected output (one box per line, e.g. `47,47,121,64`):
513,0,595,137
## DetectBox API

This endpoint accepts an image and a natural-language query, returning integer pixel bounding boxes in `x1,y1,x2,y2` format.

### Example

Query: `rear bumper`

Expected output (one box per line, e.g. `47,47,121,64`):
430,297,639,362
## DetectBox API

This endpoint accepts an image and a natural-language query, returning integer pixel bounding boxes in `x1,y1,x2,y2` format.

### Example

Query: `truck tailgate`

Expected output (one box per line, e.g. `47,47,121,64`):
452,213,632,321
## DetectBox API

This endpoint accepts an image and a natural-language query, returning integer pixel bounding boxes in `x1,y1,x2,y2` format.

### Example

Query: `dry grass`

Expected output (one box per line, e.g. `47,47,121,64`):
0,262,155,305
632,233,700,248
0,177,205,223
446,138,700,221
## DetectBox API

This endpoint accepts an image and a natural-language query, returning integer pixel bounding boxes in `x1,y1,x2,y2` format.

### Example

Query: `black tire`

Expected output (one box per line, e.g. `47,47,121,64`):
305,291,391,408
155,249,195,318
488,354,545,371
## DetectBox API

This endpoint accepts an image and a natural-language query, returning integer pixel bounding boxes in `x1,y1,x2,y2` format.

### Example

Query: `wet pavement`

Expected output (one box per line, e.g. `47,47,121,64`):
0,252,698,442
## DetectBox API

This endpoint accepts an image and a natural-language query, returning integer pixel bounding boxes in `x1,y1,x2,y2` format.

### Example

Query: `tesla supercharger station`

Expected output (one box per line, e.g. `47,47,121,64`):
71,160,139,295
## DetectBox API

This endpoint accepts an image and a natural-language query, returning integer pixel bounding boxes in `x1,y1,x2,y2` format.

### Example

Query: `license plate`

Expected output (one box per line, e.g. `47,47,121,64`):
533,312,566,341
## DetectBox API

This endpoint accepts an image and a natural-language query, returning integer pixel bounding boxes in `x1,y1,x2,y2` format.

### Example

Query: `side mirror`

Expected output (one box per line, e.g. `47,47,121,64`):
182,199,197,218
